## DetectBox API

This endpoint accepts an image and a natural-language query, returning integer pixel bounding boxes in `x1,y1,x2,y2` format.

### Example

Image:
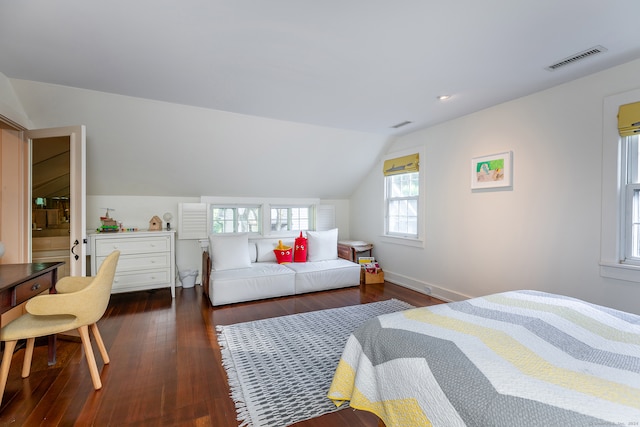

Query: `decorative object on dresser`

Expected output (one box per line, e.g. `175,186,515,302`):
89,230,176,297
162,212,173,231
217,299,414,427
148,215,163,231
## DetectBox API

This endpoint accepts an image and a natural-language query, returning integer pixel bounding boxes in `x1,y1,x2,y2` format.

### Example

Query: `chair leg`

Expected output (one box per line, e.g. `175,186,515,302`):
90,323,109,365
77,325,102,390
0,340,17,404
21,338,36,378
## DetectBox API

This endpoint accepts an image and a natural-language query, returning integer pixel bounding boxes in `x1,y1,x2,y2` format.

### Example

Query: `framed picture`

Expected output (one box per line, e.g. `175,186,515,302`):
471,151,513,190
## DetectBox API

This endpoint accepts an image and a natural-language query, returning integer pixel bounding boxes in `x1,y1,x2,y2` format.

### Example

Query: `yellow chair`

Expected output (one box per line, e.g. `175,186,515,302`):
0,250,120,403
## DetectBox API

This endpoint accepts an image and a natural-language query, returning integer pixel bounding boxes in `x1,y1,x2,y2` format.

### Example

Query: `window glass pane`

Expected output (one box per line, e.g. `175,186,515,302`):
211,206,260,234
632,189,640,258
271,208,288,231
212,208,233,233
237,207,260,232
629,135,640,184
291,207,309,230
270,206,311,232
385,171,419,238
410,173,419,196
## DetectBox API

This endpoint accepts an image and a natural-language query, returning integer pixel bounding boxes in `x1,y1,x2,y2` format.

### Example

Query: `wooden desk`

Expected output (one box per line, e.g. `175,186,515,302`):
0,262,63,365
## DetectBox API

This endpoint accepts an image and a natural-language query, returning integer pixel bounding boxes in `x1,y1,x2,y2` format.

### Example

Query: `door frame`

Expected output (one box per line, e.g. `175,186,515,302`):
26,126,86,276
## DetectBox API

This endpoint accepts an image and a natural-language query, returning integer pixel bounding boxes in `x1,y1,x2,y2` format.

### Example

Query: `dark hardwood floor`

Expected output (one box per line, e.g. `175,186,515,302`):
0,282,443,426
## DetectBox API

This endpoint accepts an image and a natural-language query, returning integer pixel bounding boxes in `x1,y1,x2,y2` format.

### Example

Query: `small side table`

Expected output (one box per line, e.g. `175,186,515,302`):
337,241,373,263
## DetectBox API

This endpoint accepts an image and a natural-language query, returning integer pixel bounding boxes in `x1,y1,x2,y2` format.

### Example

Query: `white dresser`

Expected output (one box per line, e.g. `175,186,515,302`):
89,230,176,298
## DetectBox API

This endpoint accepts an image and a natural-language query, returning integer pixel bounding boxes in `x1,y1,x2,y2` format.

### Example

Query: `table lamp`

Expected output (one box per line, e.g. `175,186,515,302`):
163,213,173,230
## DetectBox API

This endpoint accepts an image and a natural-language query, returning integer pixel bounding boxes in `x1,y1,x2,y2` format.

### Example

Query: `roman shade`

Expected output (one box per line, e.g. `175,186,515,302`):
383,153,419,176
618,101,640,136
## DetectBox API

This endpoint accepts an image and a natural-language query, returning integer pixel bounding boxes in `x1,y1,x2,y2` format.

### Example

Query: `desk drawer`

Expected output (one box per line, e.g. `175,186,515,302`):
13,273,52,306
95,236,171,256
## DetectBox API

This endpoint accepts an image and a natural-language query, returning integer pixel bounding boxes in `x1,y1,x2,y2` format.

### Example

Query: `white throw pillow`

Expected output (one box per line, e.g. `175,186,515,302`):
256,240,278,263
209,233,252,271
307,229,338,262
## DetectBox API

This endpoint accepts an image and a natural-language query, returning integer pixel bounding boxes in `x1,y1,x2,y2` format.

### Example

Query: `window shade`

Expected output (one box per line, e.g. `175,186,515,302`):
618,102,640,136
383,153,419,176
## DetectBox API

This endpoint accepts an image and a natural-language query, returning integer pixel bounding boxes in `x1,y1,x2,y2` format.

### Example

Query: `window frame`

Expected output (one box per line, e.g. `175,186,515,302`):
380,149,425,248
623,135,640,265
600,88,640,282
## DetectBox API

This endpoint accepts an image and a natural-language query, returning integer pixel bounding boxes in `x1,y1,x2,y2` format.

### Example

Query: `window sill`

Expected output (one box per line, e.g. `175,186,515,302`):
600,261,640,283
380,235,425,248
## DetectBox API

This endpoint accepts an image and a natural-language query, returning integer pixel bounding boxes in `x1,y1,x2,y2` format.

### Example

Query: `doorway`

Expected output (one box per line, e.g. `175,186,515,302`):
26,126,86,277
31,136,72,278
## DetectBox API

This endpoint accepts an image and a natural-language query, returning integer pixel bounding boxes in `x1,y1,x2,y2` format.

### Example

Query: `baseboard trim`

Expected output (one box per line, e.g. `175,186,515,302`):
383,270,472,303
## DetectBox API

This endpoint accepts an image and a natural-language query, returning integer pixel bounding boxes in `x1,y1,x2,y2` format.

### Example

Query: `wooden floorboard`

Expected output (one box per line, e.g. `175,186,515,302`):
0,282,443,426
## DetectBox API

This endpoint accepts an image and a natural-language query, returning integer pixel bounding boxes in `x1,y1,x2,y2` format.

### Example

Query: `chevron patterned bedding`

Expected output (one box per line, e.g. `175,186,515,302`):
327,290,640,427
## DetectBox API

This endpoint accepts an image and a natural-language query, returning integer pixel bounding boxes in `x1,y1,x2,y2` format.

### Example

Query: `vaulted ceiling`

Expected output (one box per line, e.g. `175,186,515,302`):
2,1,640,136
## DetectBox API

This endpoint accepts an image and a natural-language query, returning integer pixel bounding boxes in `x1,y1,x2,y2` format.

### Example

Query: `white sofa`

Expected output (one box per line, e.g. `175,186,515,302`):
202,230,361,306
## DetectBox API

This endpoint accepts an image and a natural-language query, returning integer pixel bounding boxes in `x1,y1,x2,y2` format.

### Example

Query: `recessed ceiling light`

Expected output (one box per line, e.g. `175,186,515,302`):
437,95,451,101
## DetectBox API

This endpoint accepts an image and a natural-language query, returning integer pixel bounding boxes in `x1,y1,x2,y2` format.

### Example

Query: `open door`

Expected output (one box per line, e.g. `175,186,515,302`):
25,126,86,277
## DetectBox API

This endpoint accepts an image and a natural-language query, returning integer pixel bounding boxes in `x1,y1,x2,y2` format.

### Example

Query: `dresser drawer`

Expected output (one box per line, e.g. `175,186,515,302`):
112,269,172,292
13,273,52,306
95,236,171,256
96,252,171,273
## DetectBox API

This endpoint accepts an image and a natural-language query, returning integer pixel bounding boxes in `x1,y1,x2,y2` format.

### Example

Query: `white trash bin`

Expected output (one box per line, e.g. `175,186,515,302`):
179,269,198,288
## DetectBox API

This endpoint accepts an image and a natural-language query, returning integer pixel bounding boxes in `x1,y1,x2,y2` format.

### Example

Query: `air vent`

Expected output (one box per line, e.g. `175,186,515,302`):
545,45,607,71
390,120,412,129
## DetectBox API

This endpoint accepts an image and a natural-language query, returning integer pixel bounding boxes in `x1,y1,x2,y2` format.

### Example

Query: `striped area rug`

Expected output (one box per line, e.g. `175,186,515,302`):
216,299,414,427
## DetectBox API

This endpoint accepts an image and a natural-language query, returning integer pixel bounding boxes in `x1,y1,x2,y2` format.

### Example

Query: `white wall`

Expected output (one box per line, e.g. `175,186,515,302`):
0,73,31,128
9,79,390,199
350,58,640,314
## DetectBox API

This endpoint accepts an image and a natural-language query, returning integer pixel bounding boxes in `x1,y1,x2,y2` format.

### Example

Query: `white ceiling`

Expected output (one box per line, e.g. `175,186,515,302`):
2,0,640,136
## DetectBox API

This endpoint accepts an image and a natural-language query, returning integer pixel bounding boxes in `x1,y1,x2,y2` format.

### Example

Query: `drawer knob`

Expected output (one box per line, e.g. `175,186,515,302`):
31,283,40,291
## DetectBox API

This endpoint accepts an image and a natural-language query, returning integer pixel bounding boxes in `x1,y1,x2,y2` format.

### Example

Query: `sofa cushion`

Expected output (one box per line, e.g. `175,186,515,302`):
209,233,251,271
284,259,360,294
307,228,338,261
209,263,296,306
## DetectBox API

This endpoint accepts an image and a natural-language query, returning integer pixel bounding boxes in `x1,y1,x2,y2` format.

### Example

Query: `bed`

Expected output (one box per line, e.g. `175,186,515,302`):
327,290,640,426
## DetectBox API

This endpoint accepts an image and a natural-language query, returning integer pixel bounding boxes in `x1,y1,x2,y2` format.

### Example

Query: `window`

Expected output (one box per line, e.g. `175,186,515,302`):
199,197,321,238
270,206,311,232
384,153,420,239
601,93,640,282
211,206,261,234
624,134,640,264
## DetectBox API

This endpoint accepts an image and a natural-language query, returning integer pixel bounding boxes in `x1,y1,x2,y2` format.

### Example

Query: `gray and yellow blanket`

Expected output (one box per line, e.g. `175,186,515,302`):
328,290,640,426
